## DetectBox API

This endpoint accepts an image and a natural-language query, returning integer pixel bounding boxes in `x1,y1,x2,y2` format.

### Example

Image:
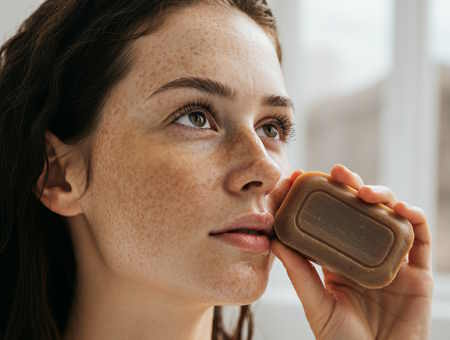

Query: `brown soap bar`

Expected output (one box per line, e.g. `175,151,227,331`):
273,171,414,288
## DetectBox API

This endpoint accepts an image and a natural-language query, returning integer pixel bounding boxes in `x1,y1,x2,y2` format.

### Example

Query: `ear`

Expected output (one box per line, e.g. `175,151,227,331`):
33,131,86,217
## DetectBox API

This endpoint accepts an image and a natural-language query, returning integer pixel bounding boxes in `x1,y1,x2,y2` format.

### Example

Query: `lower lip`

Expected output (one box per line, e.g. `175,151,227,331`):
210,232,272,254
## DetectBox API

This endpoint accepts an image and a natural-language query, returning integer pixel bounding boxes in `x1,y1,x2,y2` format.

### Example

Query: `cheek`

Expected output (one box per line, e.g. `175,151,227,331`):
84,134,224,281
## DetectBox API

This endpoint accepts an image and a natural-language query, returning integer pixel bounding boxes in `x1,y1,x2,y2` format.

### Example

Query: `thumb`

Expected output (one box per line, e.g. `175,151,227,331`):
271,239,336,332
267,170,304,215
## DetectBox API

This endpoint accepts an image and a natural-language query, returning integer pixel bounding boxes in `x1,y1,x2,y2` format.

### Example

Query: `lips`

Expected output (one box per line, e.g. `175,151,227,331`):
209,212,275,239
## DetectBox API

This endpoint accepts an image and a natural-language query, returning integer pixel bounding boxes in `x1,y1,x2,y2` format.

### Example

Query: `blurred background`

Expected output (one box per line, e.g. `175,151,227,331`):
1,0,448,339
250,1,450,339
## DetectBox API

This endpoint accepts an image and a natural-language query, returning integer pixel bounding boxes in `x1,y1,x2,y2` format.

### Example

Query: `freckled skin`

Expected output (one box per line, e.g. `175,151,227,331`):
51,3,293,340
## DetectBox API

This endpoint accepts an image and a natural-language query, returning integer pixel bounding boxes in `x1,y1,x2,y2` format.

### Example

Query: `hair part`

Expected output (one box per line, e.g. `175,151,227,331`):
0,1,281,339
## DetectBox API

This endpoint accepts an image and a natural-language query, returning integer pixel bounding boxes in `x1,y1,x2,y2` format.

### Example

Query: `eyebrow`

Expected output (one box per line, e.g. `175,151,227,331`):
148,76,296,114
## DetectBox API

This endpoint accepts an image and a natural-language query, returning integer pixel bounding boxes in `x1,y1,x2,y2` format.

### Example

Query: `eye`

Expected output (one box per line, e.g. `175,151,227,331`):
172,100,296,144
256,124,281,141
172,101,215,130
256,113,297,144
174,111,212,129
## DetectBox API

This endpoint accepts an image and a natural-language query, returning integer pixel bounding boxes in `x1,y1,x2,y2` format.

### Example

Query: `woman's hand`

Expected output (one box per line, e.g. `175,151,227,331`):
271,164,434,340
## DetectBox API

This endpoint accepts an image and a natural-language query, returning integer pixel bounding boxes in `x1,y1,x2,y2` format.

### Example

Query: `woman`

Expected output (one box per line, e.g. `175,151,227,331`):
0,0,433,339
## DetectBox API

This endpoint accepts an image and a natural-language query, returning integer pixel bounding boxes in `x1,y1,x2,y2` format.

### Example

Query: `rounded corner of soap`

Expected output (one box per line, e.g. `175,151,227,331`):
290,171,330,191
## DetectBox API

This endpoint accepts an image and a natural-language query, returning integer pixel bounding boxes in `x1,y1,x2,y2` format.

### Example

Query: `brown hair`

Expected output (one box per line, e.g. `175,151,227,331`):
0,1,282,339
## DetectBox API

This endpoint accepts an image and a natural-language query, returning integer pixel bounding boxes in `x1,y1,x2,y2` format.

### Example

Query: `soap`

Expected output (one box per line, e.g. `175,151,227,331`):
273,171,414,288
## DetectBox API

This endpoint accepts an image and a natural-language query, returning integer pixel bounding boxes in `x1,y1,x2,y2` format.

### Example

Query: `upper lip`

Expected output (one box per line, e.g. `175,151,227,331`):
209,212,275,238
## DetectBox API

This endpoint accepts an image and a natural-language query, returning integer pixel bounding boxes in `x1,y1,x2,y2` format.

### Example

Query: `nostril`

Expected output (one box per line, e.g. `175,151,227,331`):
243,181,262,191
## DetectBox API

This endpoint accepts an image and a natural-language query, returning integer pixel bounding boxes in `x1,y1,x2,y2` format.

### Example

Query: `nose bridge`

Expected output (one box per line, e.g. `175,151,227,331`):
225,128,282,195
229,125,267,159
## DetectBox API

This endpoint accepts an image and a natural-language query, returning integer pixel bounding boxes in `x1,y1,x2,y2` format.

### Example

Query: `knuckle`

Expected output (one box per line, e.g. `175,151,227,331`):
413,206,426,216
354,172,363,181
374,185,389,193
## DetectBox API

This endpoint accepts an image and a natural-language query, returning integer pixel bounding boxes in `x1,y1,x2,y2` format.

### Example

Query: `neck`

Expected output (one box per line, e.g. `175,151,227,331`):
63,215,214,340
63,270,214,340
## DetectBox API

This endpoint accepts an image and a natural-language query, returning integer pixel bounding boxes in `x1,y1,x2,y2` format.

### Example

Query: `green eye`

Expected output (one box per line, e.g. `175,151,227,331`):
174,111,212,129
173,99,297,144
188,112,207,127
262,124,279,138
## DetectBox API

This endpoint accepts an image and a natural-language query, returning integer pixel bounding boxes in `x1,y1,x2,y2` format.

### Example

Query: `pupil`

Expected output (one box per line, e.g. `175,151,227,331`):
189,112,205,127
264,125,277,137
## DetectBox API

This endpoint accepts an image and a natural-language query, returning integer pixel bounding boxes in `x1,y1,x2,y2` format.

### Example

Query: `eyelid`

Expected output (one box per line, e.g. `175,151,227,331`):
171,98,296,143
171,99,220,129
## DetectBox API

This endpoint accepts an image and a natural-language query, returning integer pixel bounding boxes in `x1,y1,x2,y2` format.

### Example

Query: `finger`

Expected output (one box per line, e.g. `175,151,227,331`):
322,267,366,296
267,177,291,215
330,164,364,191
271,240,335,327
394,201,429,239
358,185,397,208
290,170,303,185
393,201,431,270
268,170,304,214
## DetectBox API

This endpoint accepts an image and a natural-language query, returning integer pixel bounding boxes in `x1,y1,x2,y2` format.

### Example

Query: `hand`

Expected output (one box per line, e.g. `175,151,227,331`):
271,164,433,340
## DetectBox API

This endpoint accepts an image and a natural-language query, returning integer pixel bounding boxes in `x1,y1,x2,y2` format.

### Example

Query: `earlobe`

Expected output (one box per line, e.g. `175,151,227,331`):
33,131,84,217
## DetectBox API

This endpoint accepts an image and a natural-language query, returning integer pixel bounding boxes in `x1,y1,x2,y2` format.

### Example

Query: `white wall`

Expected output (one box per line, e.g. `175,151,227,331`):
257,1,450,339
0,1,42,43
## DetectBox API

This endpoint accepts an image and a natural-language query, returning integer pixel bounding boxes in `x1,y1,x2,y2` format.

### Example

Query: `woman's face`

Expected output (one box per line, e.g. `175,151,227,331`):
74,3,294,306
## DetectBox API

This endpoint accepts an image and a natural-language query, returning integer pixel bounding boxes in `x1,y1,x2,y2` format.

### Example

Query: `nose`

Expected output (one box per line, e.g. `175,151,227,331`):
224,131,282,197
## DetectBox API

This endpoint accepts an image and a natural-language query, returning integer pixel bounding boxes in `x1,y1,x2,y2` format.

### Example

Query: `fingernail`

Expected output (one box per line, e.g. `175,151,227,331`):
370,186,383,193
290,170,303,183
400,201,409,208
337,163,348,171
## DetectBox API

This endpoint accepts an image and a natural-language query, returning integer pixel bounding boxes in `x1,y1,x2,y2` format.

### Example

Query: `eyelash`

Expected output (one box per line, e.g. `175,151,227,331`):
172,99,297,144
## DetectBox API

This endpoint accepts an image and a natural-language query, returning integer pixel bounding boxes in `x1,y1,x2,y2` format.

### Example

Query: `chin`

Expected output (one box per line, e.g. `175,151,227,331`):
210,259,272,305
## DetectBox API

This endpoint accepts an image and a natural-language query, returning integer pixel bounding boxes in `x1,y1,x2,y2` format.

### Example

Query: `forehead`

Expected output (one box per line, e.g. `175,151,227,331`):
128,3,286,98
